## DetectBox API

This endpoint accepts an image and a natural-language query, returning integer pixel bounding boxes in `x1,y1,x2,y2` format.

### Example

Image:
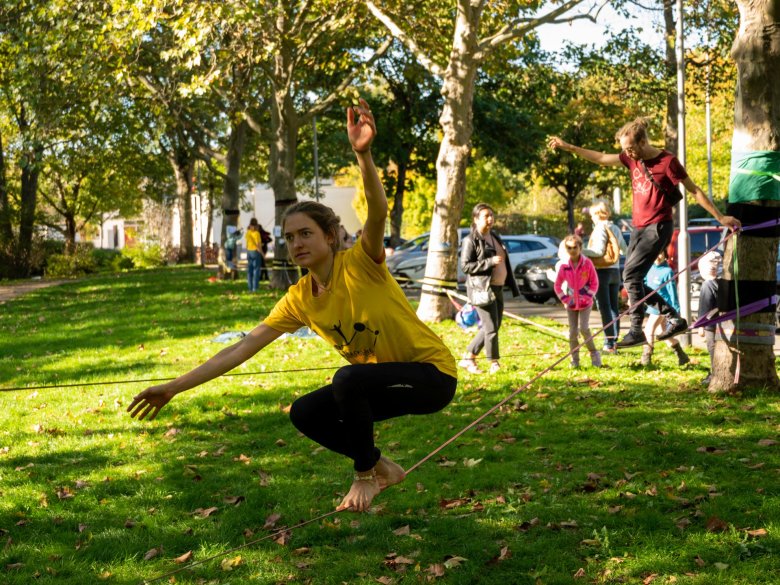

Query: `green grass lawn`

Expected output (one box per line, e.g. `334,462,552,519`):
1,267,778,585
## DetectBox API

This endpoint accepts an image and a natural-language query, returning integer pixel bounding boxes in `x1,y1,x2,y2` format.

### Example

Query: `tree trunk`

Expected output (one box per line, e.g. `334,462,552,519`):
267,86,300,290
389,161,407,247
220,118,248,244
64,212,77,255
566,196,576,234
416,7,480,322
0,128,12,246
171,152,195,263
710,0,780,393
17,151,41,277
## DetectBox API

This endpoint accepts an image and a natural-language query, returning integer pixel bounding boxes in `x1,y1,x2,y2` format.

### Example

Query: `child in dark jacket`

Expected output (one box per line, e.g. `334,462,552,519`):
554,235,601,368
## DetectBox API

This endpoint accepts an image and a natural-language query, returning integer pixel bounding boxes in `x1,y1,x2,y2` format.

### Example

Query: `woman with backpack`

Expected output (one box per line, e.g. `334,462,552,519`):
583,200,627,353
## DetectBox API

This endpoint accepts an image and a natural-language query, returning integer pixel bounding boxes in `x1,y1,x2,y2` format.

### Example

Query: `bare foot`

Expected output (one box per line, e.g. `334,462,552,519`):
336,473,380,512
374,456,406,491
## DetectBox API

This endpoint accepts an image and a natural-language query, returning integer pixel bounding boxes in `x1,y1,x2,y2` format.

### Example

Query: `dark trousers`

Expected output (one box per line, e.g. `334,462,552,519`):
288,362,457,472
467,285,504,360
594,267,621,346
623,221,679,330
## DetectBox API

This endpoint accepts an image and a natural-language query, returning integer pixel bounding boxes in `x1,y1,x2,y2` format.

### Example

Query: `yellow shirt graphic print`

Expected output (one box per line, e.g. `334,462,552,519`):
263,240,456,378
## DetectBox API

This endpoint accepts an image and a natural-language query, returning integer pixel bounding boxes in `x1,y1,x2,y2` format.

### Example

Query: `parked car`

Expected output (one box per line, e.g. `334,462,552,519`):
514,254,559,303
388,232,560,289
386,229,471,286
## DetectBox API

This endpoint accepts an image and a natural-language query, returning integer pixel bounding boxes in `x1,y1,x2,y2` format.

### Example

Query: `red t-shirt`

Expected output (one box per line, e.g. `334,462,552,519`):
619,150,688,228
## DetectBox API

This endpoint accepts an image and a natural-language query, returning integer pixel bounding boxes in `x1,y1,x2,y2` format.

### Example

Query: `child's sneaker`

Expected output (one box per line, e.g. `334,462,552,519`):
458,358,480,374
489,361,501,374
590,350,602,367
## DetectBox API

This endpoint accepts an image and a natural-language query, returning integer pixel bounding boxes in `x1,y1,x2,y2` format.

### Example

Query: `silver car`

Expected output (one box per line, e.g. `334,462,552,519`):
389,232,560,289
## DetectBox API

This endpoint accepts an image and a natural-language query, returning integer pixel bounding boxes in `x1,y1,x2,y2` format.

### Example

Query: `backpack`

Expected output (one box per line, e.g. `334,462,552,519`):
591,225,620,268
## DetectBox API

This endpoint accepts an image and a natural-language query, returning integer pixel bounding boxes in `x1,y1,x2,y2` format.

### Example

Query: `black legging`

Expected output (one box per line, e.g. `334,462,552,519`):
466,284,504,359
623,221,679,330
288,362,457,472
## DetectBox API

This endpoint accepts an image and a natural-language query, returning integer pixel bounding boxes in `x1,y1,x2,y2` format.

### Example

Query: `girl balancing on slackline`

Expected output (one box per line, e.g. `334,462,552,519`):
127,99,458,512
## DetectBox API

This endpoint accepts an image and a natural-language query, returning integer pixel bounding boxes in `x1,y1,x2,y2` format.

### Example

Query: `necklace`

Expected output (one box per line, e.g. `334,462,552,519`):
312,258,334,295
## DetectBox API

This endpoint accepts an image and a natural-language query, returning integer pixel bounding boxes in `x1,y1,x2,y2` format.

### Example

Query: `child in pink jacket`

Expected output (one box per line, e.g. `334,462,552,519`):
554,235,602,368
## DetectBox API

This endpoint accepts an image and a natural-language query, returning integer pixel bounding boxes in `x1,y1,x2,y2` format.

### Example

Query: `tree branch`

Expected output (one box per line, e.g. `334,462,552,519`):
364,0,445,78
478,0,602,56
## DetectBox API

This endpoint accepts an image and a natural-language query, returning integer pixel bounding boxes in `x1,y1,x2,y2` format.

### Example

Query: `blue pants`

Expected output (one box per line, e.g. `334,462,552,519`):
247,250,261,291
594,267,621,347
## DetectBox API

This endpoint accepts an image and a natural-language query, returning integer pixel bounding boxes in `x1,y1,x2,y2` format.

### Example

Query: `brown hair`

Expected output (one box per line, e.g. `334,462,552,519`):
563,234,583,248
281,200,341,253
615,118,650,144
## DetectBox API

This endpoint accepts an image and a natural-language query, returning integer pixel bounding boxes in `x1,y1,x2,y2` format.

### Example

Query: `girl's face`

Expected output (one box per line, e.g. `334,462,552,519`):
283,213,334,268
475,208,494,233
565,240,581,261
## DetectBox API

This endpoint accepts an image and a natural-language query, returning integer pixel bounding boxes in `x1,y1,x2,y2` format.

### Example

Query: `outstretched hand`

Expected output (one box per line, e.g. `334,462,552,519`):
347,98,376,154
127,384,178,421
547,136,569,151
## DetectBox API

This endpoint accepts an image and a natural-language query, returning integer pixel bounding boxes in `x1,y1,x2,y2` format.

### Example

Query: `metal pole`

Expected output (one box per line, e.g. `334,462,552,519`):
705,0,714,201
197,161,204,267
312,116,321,201
676,0,692,346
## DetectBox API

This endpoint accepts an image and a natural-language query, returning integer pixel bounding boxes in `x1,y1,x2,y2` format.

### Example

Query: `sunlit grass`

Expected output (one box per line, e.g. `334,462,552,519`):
0,267,778,584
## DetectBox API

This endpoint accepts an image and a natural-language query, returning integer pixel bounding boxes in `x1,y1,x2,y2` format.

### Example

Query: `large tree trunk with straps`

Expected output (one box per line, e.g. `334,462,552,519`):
710,0,780,393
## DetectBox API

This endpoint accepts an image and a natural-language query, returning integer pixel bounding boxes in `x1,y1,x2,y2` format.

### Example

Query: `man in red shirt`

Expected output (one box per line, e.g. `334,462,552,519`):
548,119,740,348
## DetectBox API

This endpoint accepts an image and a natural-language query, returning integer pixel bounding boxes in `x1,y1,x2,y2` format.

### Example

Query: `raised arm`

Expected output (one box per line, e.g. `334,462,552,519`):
682,177,742,231
548,136,622,167
347,98,387,262
127,323,284,420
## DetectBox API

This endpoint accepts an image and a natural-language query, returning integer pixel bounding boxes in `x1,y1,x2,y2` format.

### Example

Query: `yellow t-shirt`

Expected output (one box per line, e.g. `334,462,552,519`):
263,240,456,378
246,229,261,252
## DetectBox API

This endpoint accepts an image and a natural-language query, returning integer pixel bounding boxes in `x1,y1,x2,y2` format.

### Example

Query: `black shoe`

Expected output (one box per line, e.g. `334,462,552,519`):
616,330,647,348
658,318,688,341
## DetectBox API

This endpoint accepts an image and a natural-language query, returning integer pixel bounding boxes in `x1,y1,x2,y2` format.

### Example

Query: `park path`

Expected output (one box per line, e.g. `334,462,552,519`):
0,279,66,303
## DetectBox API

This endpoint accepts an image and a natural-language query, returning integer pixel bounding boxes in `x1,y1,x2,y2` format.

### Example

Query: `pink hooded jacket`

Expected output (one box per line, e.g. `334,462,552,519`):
554,255,599,311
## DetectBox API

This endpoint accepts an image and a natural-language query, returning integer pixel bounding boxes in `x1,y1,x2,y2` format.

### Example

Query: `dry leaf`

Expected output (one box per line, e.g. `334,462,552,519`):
220,555,243,571
263,513,282,529
375,577,395,585
642,574,658,584
173,550,193,564
694,555,706,567
706,516,728,533
427,563,446,577
746,528,768,538
392,525,410,536
143,547,160,561
757,439,777,446
192,507,219,518
443,555,467,569
573,567,587,578
462,458,482,468
223,495,245,506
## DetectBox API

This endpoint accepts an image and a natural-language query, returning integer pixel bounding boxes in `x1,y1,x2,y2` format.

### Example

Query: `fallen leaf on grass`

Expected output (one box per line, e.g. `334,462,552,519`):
220,555,242,571
56,487,74,500
443,556,467,569
757,439,777,446
257,469,271,486
462,458,482,468
163,427,181,438
487,546,511,564
274,530,291,545
745,528,768,538
696,446,727,454
427,563,446,577
375,577,395,584
694,555,706,567
173,551,193,564
6,563,24,570
713,562,729,570
573,567,586,578
608,505,623,514
191,507,219,518
143,547,161,561
263,513,282,529
223,495,245,506
706,516,728,533
392,525,410,536
642,574,658,584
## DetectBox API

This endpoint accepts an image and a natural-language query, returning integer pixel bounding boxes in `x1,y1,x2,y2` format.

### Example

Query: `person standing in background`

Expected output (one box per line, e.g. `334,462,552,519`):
246,218,262,292
583,200,628,353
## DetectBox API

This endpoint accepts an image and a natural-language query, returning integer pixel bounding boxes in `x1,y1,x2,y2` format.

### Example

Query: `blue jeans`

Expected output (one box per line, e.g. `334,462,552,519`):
595,267,621,347
247,250,261,291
